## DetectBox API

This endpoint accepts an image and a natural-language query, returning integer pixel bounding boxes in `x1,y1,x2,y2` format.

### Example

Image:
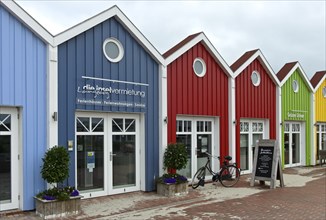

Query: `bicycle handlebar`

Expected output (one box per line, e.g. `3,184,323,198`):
204,152,220,160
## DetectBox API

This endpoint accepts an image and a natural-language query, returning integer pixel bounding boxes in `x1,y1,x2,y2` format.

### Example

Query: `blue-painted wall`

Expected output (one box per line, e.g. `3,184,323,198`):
0,5,47,210
58,17,160,191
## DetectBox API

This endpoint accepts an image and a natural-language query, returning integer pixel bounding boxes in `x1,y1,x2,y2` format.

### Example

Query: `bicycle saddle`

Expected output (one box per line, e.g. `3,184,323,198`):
224,156,232,161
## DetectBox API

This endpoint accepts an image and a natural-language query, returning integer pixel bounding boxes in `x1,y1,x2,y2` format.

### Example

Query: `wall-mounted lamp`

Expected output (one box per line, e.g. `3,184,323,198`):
280,122,283,126
164,116,168,124
52,112,58,121
233,120,237,125
314,123,319,127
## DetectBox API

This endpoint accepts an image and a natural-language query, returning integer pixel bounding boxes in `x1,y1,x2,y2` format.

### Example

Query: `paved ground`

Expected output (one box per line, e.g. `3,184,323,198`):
1,166,325,219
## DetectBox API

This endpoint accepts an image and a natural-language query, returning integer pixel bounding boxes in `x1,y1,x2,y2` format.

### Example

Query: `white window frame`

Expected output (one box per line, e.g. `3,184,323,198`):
75,112,141,199
103,37,124,63
176,116,219,179
193,58,206,77
0,107,19,211
284,122,303,167
239,119,267,174
251,70,261,87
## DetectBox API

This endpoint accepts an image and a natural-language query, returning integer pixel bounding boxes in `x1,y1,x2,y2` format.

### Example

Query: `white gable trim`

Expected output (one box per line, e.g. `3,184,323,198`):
164,32,233,77
312,74,326,94
279,62,314,92
53,5,164,65
233,50,280,86
1,0,53,44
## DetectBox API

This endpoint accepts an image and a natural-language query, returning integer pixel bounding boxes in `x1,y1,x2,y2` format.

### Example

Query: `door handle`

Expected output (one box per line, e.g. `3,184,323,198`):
110,152,117,161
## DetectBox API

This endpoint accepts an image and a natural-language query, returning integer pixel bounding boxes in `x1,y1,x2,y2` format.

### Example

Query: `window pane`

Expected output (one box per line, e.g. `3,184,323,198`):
197,121,204,132
205,121,212,132
285,123,290,132
252,123,257,132
240,134,249,171
77,135,104,192
258,123,263,132
176,135,192,178
113,135,136,188
176,120,182,132
0,135,11,202
112,119,123,132
77,117,89,132
92,118,104,132
0,114,11,131
125,119,135,132
185,121,192,132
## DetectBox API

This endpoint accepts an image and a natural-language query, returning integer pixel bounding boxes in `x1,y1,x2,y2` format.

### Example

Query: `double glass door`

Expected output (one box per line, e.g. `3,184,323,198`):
76,113,139,197
0,107,19,211
176,117,216,179
284,122,301,167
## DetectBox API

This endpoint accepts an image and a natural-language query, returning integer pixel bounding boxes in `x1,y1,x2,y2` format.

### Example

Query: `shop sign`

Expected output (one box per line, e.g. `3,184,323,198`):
76,76,147,109
287,111,304,119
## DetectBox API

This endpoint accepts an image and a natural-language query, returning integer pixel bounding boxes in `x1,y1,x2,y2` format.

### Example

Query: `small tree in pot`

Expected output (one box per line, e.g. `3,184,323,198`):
35,146,81,219
157,143,188,197
163,143,188,174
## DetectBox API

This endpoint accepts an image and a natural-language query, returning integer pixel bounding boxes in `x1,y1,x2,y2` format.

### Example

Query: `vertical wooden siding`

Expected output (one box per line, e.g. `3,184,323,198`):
315,80,326,122
235,59,277,164
58,17,159,191
167,43,229,158
0,6,47,210
281,70,311,165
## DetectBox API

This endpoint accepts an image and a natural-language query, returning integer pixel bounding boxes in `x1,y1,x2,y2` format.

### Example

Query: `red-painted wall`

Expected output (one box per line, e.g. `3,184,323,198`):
235,58,277,164
167,43,229,158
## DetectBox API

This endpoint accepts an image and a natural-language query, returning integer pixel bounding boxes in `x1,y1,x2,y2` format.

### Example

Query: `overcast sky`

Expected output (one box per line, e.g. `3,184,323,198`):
16,0,326,79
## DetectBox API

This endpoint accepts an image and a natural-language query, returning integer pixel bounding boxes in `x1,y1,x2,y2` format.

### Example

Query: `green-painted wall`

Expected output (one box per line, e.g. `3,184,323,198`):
281,69,311,166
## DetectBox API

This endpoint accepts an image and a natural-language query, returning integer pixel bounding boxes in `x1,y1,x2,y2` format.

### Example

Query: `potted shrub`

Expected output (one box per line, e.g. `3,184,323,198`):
163,143,188,174
157,143,188,197
34,146,82,219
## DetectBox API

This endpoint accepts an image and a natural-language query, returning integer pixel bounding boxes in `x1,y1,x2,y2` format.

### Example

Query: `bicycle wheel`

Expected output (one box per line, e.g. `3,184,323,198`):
219,165,240,187
191,167,205,189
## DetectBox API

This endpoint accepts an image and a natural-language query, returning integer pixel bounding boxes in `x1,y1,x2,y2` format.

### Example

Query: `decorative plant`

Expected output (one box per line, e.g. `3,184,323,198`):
157,173,188,184
163,143,188,172
36,146,79,201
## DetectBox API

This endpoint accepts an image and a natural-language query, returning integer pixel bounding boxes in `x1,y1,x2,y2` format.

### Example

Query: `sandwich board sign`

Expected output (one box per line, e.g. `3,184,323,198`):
250,139,284,189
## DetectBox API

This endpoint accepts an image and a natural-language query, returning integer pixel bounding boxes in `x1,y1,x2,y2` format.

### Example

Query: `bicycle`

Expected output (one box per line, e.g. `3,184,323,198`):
191,152,240,188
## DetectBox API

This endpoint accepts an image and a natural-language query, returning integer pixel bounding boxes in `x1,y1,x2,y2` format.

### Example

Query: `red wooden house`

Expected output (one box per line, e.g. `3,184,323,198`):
163,32,233,178
231,49,280,174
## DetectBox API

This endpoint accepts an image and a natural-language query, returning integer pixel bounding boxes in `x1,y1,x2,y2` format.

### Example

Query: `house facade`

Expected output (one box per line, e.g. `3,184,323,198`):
54,6,165,199
0,1,53,211
231,49,280,174
163,32,233,179
277,62,314,167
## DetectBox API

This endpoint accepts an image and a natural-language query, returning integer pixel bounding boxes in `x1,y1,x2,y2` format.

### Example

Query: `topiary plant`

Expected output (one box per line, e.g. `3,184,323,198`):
41,145,70,185
163,143,188,172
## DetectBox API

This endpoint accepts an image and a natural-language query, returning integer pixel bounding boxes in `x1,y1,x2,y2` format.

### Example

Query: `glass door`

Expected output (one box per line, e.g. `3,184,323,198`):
176,117,215,179
196,121,212,177
284,122,301,167
0,108,19,211
176,120,192,178
76,116,105,198
76,113,140,197
109,116,139,195
239,121,264,174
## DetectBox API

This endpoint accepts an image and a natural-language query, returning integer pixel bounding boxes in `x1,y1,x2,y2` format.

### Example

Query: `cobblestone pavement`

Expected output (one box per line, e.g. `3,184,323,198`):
1,166,325,220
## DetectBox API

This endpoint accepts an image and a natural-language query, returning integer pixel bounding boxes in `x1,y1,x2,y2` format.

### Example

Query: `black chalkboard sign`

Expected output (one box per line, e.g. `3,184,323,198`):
250,139,284,189
255,146,274,178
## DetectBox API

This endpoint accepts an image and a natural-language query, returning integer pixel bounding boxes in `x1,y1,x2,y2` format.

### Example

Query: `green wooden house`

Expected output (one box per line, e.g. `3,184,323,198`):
277,62,314,167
